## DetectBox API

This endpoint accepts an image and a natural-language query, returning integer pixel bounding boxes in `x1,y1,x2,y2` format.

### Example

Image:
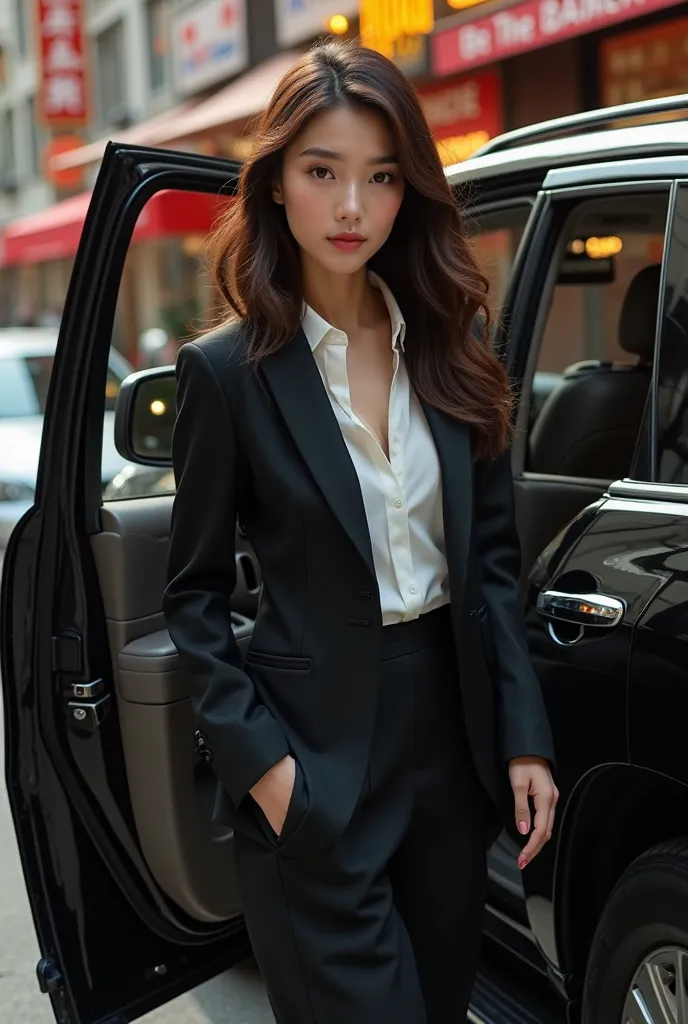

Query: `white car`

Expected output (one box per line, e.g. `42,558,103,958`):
0,327,134,547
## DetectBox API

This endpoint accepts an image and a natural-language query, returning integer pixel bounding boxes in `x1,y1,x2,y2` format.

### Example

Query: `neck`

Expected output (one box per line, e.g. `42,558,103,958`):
301,256,381,336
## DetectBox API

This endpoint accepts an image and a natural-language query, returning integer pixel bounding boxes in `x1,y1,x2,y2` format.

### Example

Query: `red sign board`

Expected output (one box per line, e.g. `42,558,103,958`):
419,68,503,138
432,0,684,76
36,0,89,128
418,68,504,163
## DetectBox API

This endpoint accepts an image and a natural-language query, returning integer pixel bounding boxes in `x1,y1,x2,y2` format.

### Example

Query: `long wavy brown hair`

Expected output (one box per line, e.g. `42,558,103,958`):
205,40,513,458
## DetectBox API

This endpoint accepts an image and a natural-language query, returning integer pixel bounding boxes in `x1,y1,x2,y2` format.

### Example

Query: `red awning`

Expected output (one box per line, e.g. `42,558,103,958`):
2,188,230,266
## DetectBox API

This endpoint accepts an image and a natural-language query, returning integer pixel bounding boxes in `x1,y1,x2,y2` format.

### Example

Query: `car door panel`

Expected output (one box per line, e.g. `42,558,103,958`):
481,179,671,977
93,498,261,923
629,182,688,788
1,145,254,1024
513,474,610,588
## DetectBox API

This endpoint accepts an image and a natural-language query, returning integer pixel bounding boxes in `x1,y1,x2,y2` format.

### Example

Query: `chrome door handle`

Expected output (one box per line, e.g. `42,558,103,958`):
536,590,625,628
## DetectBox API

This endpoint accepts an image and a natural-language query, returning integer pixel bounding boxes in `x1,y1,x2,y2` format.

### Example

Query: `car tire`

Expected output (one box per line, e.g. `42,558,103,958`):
583,839,688,1024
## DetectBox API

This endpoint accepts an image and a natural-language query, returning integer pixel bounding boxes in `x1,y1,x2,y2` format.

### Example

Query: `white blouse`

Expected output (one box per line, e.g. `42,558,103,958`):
302,272,449,626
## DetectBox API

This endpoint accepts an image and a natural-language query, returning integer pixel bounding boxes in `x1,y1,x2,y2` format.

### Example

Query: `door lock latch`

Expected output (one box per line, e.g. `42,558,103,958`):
67,678,111,734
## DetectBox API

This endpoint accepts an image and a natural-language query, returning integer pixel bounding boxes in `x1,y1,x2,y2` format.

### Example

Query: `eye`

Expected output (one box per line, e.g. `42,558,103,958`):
308,165,334,180
371,171,395,184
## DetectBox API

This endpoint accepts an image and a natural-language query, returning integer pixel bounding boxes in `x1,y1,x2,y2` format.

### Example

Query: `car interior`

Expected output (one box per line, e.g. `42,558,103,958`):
511,192,667,578
87,189,669,924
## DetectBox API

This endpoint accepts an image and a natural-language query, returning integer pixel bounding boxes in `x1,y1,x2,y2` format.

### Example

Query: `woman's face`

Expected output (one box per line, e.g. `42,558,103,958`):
273,103,405,276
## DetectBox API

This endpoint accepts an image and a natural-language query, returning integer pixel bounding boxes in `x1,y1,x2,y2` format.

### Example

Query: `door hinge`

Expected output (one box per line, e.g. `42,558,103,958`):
52,631,83,673
36,955,63,995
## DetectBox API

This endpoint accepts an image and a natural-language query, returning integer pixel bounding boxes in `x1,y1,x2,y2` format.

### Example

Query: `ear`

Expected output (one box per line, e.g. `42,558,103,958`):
272,179,284,205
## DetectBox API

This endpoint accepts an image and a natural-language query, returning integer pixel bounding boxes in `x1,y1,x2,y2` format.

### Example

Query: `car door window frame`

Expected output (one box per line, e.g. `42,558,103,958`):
502,178,673,480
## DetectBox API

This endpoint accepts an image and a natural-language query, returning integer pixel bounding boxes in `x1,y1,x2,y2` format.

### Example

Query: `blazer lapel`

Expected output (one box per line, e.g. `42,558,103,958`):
260,328,376,579
420,399,474,616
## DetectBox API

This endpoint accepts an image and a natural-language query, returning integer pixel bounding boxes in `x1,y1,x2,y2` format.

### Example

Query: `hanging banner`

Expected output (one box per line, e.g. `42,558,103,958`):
360,0,434,59
36,0,90,128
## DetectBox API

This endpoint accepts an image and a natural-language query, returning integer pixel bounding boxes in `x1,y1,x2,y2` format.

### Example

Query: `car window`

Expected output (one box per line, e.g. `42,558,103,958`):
655,183,688,485
466,203,532,314
524,190,669,482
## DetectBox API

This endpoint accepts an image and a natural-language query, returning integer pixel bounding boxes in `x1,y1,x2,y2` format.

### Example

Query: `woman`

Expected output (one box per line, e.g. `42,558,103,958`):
163,39,557,1024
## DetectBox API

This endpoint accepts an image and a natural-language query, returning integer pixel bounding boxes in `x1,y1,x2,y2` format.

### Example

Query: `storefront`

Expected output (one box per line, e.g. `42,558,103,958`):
597,13,688,107
430,0,687,129
0,189,230,359
2,0,300,349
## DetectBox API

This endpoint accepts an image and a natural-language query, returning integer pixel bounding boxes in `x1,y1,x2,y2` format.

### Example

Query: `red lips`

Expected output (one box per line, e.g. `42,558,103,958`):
328,233,366,251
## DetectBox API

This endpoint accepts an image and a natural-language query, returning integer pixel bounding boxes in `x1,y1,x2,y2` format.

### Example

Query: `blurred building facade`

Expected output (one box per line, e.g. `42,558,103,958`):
0,0,686,357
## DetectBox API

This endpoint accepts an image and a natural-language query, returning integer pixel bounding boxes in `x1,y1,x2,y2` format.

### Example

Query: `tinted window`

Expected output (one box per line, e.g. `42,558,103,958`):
525,191,668,481
466,204,532,314
656,184,688,484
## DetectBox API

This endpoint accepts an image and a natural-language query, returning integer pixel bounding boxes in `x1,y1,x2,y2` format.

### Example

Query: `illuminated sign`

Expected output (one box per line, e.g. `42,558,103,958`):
360,0,434,58
446,0,493,8
418,68,504,164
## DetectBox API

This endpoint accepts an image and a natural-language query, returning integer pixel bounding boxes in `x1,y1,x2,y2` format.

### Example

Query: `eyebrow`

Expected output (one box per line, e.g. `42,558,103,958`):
298,146,398,164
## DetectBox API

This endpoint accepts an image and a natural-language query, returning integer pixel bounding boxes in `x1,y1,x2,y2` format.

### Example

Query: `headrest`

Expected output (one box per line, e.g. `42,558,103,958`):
619,264,661,361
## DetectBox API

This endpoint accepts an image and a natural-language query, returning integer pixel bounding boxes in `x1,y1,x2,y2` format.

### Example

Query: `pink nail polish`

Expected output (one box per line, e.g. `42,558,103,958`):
518,857,527,870
518,821,529,835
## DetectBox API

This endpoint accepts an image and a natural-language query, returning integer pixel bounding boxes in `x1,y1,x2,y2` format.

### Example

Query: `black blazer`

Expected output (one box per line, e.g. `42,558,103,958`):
163,322,555,859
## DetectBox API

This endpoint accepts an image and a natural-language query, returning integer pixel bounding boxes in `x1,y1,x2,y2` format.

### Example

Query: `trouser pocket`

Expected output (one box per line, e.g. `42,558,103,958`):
252,759,308,849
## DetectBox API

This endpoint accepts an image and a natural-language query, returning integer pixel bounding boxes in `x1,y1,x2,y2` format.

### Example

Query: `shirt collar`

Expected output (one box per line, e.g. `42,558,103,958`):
301,271,406,354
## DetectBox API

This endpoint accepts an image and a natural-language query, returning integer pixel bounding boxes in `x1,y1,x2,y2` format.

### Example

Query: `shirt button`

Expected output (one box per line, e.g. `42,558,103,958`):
395,498,403,508
409,585,418,594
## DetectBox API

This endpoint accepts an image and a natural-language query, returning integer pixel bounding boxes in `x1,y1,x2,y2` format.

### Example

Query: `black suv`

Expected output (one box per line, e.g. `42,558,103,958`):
4,92,688,1024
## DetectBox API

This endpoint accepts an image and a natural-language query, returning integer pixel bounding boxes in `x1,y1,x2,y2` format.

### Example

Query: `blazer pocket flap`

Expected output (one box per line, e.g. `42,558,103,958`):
245,650,312,672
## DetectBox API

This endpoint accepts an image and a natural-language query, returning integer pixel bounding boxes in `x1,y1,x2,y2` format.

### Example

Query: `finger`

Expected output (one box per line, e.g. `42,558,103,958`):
512,782,531,835
518,797,551,866
545,785,559,842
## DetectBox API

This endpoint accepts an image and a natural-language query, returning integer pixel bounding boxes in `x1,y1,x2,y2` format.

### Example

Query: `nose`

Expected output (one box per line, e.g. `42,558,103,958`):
335,181,363,224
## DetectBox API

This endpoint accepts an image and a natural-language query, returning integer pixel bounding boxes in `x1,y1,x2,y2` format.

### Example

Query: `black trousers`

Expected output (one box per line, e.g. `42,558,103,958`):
234,605,492,1024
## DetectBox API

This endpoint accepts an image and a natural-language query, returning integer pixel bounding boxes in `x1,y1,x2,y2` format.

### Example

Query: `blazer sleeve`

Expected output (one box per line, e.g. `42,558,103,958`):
163,341,291,808
474,447,556,766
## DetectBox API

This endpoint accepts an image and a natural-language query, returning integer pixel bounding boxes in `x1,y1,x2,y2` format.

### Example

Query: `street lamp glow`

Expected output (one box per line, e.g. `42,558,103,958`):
328,14,349,35
150,400,167,416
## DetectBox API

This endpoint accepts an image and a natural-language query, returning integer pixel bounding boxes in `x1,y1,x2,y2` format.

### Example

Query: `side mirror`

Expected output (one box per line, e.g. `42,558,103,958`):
114,366,176,465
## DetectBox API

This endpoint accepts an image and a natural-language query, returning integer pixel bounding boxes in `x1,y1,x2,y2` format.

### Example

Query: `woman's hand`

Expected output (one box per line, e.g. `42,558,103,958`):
250,754,296,836
508,756,559,870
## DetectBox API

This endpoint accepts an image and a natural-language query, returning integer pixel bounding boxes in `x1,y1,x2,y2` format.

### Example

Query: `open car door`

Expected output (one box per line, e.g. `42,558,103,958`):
0,145,255,1024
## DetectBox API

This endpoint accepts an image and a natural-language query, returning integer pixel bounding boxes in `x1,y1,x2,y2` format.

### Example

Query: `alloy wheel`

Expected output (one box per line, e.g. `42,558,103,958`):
623,947,688,1023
